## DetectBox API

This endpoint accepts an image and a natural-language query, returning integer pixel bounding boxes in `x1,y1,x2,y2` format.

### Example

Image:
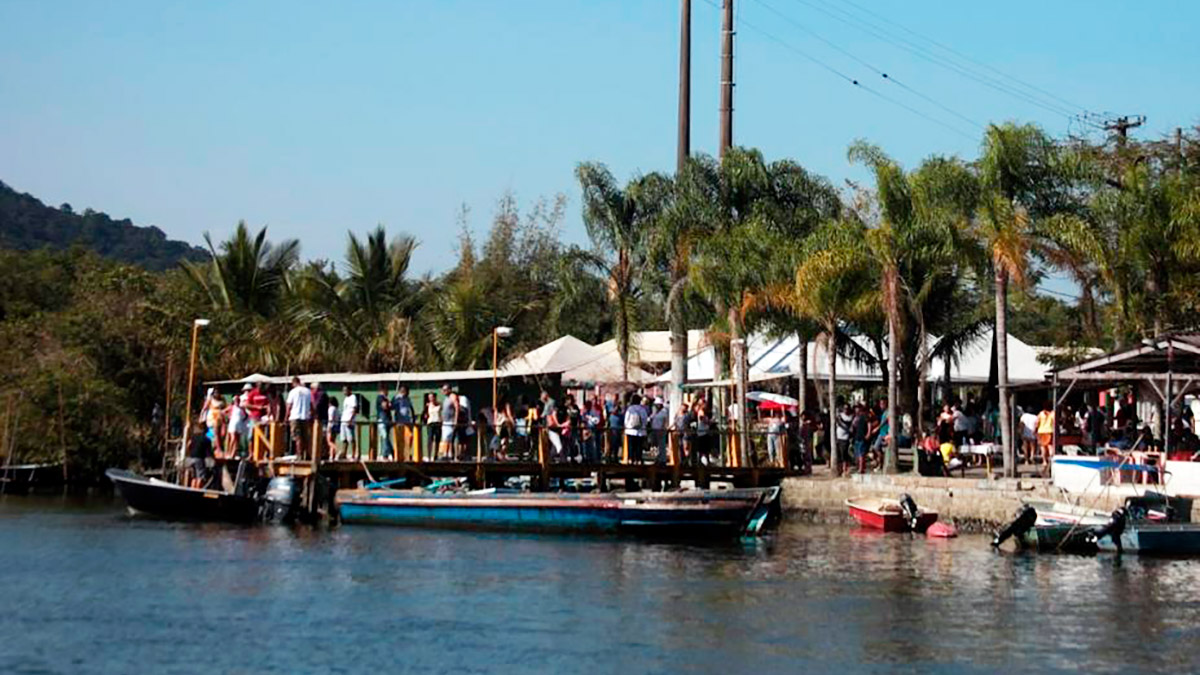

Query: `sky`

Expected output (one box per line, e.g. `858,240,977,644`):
1,0,1197,286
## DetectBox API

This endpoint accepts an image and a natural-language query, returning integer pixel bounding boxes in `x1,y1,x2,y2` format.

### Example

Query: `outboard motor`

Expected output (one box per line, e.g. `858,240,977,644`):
264,476,302,524
1087,507,1128,553
898,493,921,531
992,505,1038,548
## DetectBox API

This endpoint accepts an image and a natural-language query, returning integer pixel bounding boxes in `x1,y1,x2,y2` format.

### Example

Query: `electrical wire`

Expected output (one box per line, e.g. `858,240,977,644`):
789,0,1102,127
750,0,982,131
836,0,1093,118
698,0,978,141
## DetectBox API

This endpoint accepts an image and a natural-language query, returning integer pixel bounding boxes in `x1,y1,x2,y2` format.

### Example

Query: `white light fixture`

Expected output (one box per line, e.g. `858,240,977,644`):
495,326,514,338
194,318,211,327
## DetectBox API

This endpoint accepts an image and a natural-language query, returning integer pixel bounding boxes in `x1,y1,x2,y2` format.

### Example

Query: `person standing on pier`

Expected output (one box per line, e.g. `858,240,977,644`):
376,384,393,460
439,385,459,460
285,377,312,458
624,394,649,463
340,385,360,460
672,401,694,466
392,386,414,459
422,392,440,461
650,398,669,466
539,390,563,461
325,395,339,459
606,397,624,462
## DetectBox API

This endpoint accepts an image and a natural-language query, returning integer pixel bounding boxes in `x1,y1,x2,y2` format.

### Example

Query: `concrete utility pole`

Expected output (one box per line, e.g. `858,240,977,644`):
719,0,734,159
677,0,691,173
1104,115,1145,148
670,0,692,418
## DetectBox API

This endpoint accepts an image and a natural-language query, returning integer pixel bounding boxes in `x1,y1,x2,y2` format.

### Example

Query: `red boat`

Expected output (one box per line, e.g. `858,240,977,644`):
845,497,939,533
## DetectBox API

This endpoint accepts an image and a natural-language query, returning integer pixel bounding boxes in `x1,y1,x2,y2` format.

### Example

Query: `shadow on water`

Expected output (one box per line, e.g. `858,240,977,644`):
1,495,1199,674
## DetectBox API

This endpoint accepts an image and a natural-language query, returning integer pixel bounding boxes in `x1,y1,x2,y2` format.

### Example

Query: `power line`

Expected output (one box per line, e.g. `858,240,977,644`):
836,0,1094,118
750,0,982,131
697,0,978,141
789,0,1100,126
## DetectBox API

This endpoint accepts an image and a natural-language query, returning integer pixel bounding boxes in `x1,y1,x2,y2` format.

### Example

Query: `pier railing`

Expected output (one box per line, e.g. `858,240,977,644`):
230,419,802,470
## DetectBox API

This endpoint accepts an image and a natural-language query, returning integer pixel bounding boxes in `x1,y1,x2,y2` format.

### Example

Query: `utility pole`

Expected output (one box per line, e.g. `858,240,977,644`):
1104,115,1145,148
670,0,692,418
719,0,734,159
677,0,691,173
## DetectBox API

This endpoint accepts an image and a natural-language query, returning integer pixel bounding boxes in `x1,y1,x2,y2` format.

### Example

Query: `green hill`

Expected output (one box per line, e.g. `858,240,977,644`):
0,180,206,271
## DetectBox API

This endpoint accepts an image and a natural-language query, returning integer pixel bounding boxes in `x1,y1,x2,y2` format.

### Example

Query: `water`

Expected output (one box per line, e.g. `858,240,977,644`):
2,496,1198,674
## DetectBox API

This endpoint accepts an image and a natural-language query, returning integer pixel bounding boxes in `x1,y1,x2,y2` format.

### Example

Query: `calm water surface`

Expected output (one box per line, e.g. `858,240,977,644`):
2,495,1198,674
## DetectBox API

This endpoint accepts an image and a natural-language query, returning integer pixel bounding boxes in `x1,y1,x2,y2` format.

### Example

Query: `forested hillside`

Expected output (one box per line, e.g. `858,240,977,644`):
0,181,205,270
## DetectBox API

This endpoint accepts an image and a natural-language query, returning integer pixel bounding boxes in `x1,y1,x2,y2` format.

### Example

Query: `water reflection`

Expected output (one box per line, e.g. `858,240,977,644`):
1,496,1198,673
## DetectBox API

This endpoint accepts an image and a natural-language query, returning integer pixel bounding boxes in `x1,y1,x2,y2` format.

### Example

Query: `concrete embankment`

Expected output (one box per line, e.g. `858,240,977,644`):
780,474,1130,533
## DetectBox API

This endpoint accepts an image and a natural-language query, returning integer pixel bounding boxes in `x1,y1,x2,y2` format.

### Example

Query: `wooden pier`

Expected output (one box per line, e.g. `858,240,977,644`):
270,458,792,492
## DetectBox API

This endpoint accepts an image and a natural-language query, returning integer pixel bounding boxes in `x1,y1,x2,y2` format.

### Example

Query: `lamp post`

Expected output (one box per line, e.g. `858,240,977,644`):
180,318,209,483
492,326,514,418
485,326,513,464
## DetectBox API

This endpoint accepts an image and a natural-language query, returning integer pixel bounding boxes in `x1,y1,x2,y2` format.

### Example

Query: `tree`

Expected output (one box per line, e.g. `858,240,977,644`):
792,220,877,473
575,163,667,379
292,226,422,372
182,221,298,318
847,142,980,471
975,123,1054,477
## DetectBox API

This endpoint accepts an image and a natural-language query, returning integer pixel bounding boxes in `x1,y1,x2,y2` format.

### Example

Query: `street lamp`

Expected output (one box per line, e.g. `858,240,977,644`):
730,338,748,467
485,326,514,463
492,326,514,416
180,318,209,483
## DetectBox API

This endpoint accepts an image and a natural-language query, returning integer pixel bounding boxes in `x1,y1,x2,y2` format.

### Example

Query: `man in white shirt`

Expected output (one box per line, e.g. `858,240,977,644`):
1019,408,1039,465
284,377,312,457
340,385,359,460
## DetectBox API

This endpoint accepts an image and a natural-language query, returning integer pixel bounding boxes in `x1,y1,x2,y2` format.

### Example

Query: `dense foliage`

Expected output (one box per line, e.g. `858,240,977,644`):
0,181,206,271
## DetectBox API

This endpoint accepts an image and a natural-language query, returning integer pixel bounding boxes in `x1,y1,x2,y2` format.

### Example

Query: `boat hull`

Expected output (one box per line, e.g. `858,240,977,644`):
336,488,779,537
0,463,63,493
1017,522,1098,553
106,469,259,524
1095,523,1200,555
845,499,938,533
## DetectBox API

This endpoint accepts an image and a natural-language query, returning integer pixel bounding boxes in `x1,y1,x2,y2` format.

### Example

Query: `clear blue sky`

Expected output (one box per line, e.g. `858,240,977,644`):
1,0,1196,282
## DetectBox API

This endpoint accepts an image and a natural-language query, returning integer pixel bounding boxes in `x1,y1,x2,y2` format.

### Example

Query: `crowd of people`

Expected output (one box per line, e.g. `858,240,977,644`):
191,379,813,468
188,378,1200,479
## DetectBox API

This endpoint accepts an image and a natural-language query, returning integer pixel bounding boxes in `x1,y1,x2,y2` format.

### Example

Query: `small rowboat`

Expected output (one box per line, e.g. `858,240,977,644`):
336,486,781,537
845,497,938,533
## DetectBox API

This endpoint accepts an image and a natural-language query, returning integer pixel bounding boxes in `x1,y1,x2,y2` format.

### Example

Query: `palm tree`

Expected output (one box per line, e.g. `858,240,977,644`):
975,123,1052,477
792,220,877,473
848,142,980,471
575,163,667,379
182,221,299,317
292,226,423,371
646,157,717,412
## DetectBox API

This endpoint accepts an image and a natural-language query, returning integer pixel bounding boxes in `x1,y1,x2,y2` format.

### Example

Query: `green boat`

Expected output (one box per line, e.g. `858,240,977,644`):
1016,521,1098,553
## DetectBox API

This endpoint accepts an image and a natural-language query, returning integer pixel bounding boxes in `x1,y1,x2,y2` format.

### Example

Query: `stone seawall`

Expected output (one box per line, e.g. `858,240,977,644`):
780,474,1130,533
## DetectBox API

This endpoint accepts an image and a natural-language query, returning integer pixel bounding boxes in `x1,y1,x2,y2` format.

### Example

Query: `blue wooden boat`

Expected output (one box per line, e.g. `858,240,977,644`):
335,486,781,537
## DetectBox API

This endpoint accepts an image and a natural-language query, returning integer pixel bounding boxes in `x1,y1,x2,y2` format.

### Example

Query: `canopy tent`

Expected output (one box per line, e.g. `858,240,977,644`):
592,330,709,370
498,335,598,377
499,334,653,384
560,348,654,385
657,329,1052,386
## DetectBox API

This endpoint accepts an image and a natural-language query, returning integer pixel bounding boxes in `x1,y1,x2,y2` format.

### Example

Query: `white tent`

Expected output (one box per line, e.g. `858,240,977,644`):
499,335,599,376
592,330,709,368
657,329,1052,386
499,335,653,383
561,349,654,385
